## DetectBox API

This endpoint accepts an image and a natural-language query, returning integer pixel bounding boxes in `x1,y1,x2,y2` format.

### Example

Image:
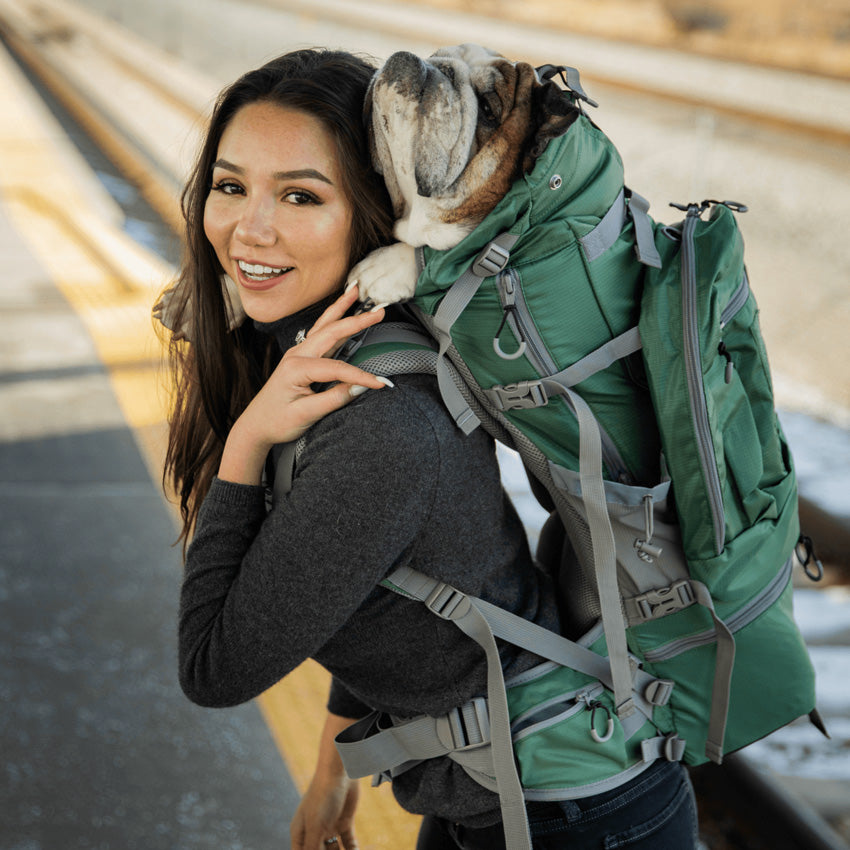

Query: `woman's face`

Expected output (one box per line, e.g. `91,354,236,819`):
204,101,354,324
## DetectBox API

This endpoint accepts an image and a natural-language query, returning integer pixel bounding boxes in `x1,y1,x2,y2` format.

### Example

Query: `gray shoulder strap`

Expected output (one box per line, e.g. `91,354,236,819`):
627,190,662,268
429,234,518,434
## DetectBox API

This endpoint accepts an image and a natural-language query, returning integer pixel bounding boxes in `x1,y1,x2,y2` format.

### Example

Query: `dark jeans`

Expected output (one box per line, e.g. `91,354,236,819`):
416,761,698,850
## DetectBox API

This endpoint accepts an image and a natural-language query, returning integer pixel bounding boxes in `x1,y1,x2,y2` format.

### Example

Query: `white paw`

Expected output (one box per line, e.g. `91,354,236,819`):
347,243,418,306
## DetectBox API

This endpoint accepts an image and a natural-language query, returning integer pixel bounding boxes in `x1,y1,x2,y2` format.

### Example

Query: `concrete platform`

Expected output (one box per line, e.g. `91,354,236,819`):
0,44,299,849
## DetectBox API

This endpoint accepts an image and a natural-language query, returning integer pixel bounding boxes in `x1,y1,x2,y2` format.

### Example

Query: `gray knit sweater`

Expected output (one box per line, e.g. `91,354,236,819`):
178,308,561,827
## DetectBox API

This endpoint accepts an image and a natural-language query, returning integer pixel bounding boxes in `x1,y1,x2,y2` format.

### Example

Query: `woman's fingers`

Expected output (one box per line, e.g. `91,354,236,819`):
283,355,390,392
302,286,384,357
311,284,361,333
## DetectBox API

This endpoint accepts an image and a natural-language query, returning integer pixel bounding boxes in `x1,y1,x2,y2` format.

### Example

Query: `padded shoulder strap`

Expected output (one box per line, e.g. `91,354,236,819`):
271,322,437,503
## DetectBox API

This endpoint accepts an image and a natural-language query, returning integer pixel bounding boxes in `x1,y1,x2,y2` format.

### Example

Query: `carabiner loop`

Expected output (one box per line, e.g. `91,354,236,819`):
589,701,615,744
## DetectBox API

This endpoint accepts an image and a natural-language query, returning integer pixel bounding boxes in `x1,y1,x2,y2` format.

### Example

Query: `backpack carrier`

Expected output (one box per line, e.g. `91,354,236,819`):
285,66,821,850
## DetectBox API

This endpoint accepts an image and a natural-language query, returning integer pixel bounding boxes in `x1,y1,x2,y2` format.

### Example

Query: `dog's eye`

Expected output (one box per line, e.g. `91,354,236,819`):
477,93,501,126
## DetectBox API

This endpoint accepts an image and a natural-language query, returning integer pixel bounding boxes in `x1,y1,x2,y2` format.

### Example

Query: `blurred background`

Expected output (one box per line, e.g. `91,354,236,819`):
1,1,849,848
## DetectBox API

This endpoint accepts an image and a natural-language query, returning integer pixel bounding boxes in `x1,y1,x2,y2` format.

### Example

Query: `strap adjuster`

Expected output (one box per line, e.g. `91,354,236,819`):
644,678,674,707
425,582,471,620
485,380,548,411
473,241,512,277
439,697,491,750
634,580,695,621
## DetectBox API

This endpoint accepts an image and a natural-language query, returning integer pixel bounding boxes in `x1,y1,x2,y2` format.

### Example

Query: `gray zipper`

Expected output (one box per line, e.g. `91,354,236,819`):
643,556,793,663
497,269,555,375
720,270,750,328
496,270,631,481
511,683,604,741
681,209,725,555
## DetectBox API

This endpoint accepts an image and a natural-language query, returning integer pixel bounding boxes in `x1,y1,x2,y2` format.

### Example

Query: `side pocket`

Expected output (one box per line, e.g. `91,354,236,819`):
709,292,794,543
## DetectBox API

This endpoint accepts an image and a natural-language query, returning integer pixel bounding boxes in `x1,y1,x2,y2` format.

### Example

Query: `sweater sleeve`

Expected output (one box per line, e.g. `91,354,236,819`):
178,380,441,707
327,677,372,719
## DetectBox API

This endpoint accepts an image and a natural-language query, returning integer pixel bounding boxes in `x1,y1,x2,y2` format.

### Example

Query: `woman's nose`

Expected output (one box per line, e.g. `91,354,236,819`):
234,196,277,246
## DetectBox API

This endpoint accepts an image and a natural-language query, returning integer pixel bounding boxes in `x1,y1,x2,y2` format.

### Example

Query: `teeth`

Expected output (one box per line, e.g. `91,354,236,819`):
238,260,290,277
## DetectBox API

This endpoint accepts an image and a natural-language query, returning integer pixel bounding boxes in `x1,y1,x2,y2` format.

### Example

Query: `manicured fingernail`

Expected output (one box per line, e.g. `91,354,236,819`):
345,279,359,293
376,376,395,388
349,384,370,397
370,301,389,313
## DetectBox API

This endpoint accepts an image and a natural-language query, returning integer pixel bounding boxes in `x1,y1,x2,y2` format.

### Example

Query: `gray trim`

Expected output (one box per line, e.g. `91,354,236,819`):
579,188,627,262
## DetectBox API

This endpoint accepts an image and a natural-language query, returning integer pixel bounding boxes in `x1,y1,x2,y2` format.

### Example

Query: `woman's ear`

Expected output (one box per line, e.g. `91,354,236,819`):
522,80,580,171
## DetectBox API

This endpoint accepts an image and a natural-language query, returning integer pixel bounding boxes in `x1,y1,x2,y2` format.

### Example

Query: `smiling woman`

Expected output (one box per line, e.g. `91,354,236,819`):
203,103,354,324
160,49,395,529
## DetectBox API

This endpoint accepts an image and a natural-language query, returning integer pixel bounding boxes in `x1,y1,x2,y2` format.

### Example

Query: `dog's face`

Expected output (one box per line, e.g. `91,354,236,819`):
366,44,578,250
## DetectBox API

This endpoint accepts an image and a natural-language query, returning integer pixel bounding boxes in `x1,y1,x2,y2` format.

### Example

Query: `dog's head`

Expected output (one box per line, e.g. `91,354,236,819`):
366,44,580,250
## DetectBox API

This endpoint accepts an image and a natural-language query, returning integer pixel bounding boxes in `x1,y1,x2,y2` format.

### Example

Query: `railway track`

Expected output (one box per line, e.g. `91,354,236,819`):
2,0,847,847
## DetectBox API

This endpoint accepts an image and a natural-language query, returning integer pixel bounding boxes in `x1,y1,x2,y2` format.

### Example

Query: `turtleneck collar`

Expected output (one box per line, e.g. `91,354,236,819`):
252,294,336,353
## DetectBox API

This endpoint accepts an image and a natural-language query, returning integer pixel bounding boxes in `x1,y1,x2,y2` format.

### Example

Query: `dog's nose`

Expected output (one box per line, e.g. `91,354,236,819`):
380,51,427,92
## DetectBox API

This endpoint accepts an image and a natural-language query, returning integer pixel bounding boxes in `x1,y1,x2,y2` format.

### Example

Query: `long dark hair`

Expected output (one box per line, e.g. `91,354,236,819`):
163,49,394,545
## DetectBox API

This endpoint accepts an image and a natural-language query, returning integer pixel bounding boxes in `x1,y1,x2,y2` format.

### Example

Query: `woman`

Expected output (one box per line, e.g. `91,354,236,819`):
163,48,699,850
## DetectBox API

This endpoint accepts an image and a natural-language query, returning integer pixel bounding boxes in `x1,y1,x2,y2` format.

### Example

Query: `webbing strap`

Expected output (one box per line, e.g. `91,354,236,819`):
430,233,518,434
335,709,493,780
627,191,662,268
469,595,661,720
546,384,635,719
544,327,642,390
580,188,626,262
689,580,736,763
383,566,532,850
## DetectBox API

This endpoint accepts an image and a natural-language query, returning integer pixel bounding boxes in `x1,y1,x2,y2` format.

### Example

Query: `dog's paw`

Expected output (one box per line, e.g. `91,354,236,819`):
347,243,418,306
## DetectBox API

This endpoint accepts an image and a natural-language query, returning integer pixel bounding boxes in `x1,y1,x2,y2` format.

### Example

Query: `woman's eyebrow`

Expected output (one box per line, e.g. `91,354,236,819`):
212,159,332,185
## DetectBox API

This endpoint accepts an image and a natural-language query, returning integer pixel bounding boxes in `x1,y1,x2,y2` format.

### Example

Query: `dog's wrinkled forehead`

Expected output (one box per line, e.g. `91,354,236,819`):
427,43,510,93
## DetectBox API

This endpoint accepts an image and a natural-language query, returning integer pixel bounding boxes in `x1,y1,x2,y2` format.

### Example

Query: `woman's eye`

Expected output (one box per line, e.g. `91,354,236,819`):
284,190,318,205
211,180,243,196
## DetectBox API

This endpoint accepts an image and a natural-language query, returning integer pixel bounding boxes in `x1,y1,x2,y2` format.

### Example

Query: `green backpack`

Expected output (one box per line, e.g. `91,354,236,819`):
326,67,821,850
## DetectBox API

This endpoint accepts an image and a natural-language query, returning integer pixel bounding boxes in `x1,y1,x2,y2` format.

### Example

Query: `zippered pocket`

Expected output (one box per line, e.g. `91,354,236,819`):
511,683,605,740
642,201,796,567
634,557,815,763
494,268,632,482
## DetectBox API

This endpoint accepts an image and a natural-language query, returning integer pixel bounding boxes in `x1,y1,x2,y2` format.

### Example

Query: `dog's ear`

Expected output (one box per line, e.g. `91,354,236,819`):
523,80,580,171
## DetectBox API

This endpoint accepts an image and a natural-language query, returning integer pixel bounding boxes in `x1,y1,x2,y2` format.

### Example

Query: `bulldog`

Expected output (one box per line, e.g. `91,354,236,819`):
349,43,580,307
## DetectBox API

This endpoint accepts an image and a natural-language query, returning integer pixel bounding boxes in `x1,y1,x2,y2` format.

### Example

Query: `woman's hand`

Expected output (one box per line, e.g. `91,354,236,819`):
290,712,363,850
290,771,360,850
219,286,388,485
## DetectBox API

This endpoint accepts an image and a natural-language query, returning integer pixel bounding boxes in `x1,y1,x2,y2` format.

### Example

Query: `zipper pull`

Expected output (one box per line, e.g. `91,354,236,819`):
587,699,615,744
635,494,663,562
718,341,734,384
493,272,527,360
795,534,824,582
